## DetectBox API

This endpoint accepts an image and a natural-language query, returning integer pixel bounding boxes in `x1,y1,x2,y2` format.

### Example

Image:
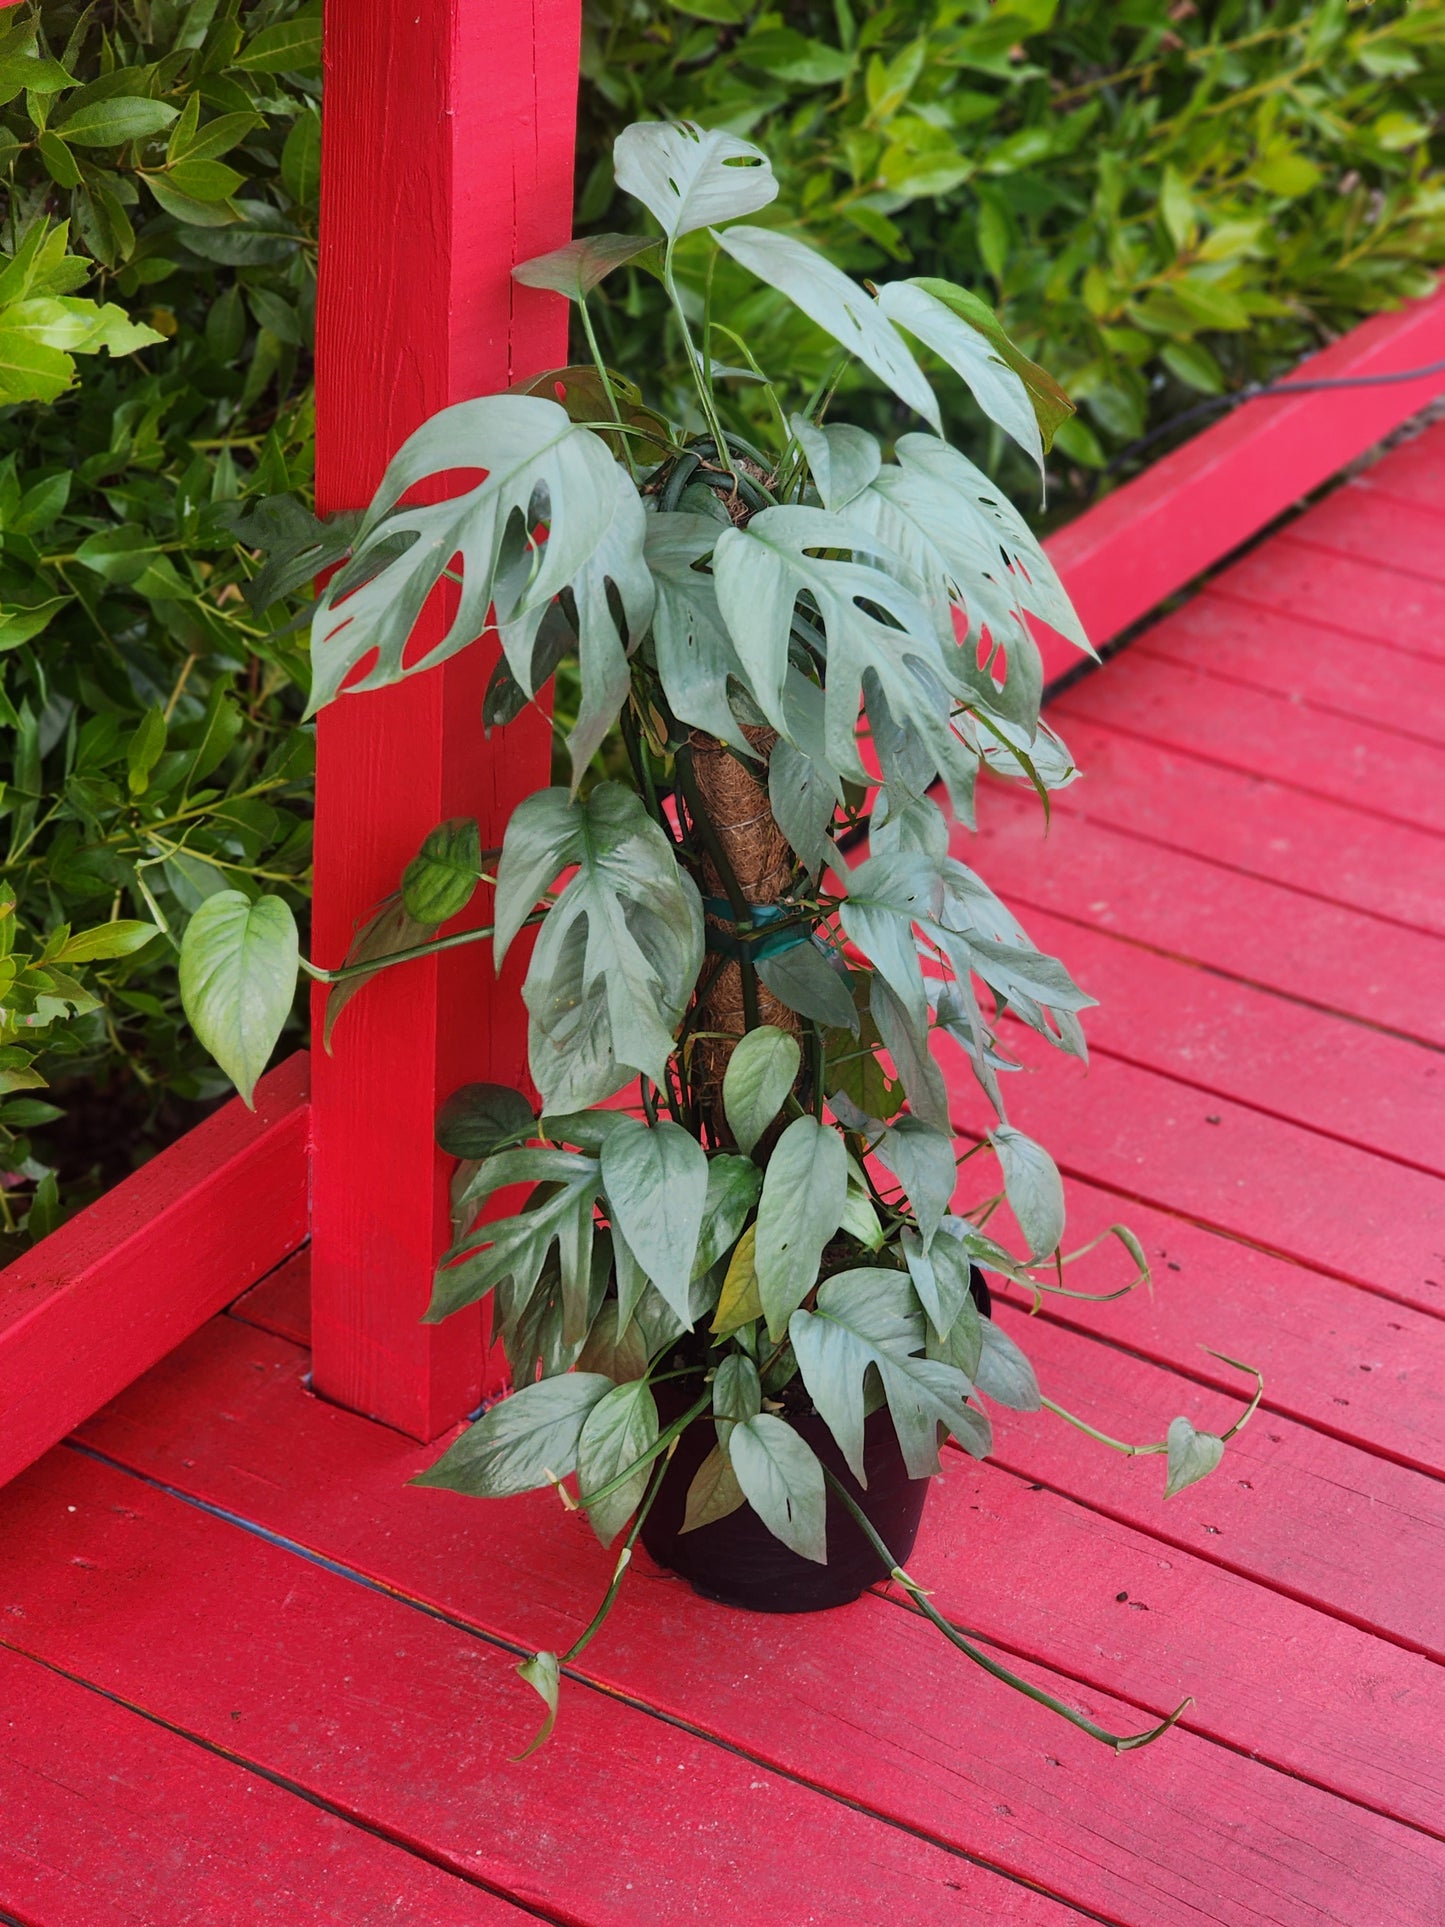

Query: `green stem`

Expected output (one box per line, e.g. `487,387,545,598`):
571,1389,713,1516
576,296,637,481
1040,1395,1165,1457
823,1468,1191,1754
663,241,736,483
562,1448,672,1664
302,912,538,987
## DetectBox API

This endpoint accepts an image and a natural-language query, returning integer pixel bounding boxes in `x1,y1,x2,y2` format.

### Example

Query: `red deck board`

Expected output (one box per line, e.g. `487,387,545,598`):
0,1644,523,1926
987,1176,1445,1482
1024,708,1445,944
992,901,1445,1177
0,1444,1075,1927
60,1320,1445,1924
1289,483,1445,586
1215,539,1445,666
974,780,1445,1041
1352,420,1445,507
975,1303,1445,1663
1142,590,1445,742
1053,646,1445,839
963,1026,1445,1316
230,1248,312,1348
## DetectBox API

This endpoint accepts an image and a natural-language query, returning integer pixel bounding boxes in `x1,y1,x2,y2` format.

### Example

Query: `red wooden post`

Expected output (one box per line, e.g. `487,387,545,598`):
310,0,580,1437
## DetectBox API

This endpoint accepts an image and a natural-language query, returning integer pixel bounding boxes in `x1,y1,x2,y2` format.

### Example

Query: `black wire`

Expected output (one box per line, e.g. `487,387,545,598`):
1088,354,1445,484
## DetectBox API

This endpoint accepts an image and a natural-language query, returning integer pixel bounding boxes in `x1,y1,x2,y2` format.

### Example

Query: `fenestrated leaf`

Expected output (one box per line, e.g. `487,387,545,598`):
578,1378,660,1545
554,469,655,788
414,1372,614,1498
911,276,1075,451
642,511,751,754
513,233,660,300
178,890,298,1107
494,784,703,1110
722,1023,800,1154
402,817,484,925
790,1266,989,1483
754,1115,848,1339
712,507,976,815
681,1442,746,1534
876,280,1043,474
692,1154,763,1276
990,1124,1065,1260
711,1222,764,1336
714,226,939,431
614,121,777,242
768,738,839,880
600,1115,710,1323
756,939,858,1033
308,396,621,717
430,1146,601,1327
435,1082,535,1161
1164,1416,1226,1499
875,1116,955,1248
974,1317,1042,1412
729,1412,826,1562
789,416,880,511
838,851,935,1040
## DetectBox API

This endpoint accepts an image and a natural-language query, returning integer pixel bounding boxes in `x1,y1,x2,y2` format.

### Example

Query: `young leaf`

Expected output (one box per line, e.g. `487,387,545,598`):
435,1082,535,1161
990,1125,1065,1261
714,226,939,431
178,891,298,1106
401,817,484,926
578,1378,660,1545
614,121,777,241
754,1115,848,1339
1164,1417,1226,1500
711,1223,764,1336
729,1412,827,1562
681,1443,746,1534
722,1023,800,1154
788,416,881,512
413,1372,615,1498
513,1650,561,1762
600,1116,710,1321
513,233,659,300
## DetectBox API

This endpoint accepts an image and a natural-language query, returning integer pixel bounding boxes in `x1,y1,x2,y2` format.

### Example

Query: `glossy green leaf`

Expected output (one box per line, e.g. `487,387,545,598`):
178,890,297,1106
434,1082,535,1161
722,1023,800,1154
401,817,484,926
414,1372,614,1498
754,1114,848,1339
729,1412,826,1562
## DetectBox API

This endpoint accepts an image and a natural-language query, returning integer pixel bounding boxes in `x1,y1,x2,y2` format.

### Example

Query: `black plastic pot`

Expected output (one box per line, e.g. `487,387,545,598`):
640,1265,992,1614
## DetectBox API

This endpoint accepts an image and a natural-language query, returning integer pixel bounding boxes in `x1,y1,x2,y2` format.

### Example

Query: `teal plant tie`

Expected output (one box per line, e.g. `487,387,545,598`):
701,898,810,961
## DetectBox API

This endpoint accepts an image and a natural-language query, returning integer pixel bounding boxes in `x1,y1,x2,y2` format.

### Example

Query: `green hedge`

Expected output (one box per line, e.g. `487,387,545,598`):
2,0,1442,1239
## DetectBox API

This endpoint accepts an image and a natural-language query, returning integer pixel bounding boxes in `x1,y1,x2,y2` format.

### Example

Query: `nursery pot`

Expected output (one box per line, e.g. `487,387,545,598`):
641,1266,992,1614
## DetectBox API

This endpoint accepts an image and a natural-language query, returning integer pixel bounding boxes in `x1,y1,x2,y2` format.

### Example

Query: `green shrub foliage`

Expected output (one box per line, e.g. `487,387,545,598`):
578,0,1445,493
0,1,318,1239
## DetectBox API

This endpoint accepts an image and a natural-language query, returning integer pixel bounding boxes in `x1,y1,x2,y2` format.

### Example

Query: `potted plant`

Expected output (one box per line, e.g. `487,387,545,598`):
182,120,1260,1757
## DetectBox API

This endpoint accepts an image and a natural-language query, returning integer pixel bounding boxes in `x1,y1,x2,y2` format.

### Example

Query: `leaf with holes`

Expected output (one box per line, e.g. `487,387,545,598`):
614,121,777,241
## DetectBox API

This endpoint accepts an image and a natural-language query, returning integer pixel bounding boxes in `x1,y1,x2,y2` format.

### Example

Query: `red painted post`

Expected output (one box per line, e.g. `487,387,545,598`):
310,0,580,1437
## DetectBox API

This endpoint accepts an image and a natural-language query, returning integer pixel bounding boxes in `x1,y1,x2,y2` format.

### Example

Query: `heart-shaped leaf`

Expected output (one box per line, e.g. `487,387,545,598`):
722,1023,800,1154
1164,1416,1226,1499
178,890,298,1106
513,233,660,300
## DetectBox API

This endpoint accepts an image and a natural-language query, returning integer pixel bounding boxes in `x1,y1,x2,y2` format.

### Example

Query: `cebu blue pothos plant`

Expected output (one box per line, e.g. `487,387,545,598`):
180,122,1261,1758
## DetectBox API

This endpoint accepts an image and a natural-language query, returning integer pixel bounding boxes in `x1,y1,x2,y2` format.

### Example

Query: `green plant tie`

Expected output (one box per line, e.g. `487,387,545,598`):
700,898,810,961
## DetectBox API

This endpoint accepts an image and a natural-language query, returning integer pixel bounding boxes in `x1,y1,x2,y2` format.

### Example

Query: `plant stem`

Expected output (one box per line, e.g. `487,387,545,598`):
562,1448,672,1665
571,1388,713,1516
822,1468,1191,1753
576,295,637,481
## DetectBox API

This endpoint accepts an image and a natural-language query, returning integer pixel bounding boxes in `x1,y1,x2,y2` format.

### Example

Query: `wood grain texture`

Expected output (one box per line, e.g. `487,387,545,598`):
1139,591,1445,744
230,1246,312,1347
0,1052,307,1492
973,774,1445,1038
1020,712,1445,941
1213,537,1445,666
1054,646,1445,838
0,1441,1075,1927
310,0,579,1438
1290,483,1445,585
0,1642,524,1926
1035,285,1445,680
70,1318,1445,1926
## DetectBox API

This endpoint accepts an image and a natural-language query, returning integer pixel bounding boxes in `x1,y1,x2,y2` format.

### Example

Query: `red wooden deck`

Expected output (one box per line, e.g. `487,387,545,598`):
1,422,1442,1925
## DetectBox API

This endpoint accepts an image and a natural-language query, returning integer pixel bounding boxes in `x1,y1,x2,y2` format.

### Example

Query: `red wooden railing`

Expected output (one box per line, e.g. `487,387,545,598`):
1,0,1442,1484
